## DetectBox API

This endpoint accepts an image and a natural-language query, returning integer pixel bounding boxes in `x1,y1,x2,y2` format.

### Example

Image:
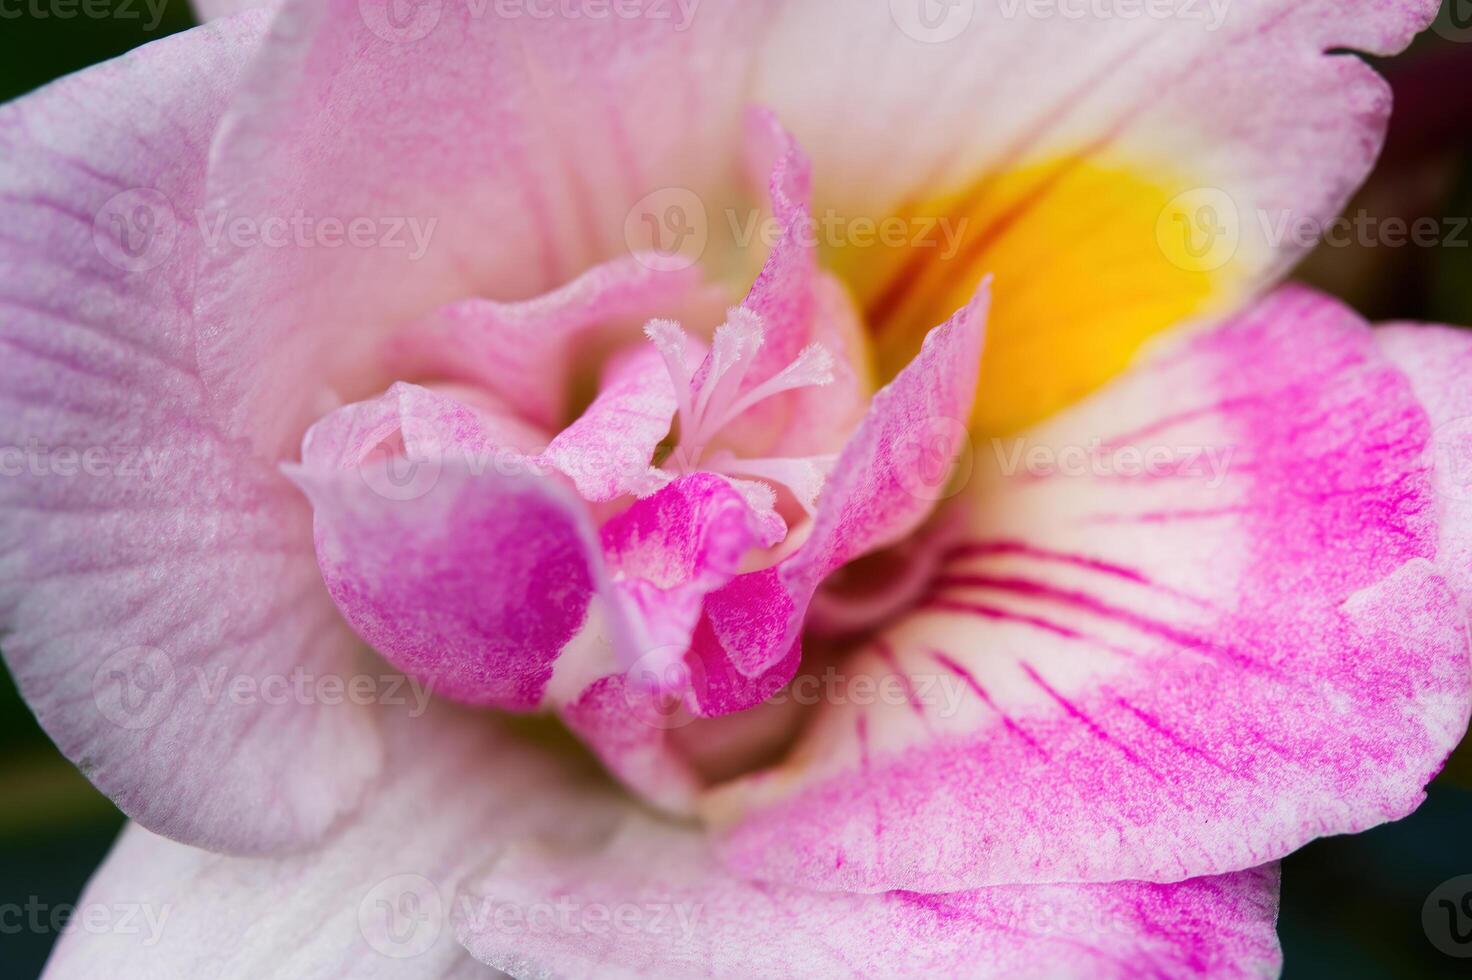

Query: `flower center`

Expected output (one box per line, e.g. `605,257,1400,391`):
644,309,838,513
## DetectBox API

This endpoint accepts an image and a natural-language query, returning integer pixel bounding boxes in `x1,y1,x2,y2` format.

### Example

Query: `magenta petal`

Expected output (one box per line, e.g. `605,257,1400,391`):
602,473,782,656
711,288,1472,892
1377,322,1472,609
562,474,780,810
290,384,601,710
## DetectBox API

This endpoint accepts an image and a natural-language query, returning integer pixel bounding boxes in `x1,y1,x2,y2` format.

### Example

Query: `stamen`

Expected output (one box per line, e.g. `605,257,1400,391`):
643,308,840,515
704,342,835,438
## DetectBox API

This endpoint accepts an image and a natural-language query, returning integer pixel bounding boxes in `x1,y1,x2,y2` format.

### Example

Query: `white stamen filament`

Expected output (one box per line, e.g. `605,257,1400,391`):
646,309,836,510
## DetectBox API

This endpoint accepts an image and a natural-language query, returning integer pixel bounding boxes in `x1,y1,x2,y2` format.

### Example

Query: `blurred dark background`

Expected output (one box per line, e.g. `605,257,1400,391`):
1,1,1471,977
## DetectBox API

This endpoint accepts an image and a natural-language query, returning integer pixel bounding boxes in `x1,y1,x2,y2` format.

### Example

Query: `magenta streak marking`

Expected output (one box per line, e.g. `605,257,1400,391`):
929,649,1048,759
1018,662,1164,782
1095,396,1254,451
920,597,1086,640
1083,505,1252,525
943,539,1215,609
1112,694,1242,779
874,640,926,720
929,573,1275,677
943,539,1152,585
854,713,885,842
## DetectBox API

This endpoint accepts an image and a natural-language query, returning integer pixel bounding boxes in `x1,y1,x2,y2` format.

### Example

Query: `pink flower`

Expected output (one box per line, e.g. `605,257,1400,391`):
3,1,1468,976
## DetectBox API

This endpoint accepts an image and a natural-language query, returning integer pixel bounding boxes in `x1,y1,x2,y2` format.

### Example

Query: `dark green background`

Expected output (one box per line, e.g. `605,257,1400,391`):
1,2,1471,977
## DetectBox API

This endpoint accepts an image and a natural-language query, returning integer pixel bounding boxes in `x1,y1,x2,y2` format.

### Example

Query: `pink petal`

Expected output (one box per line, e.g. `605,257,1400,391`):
192,0,275,19
456,808,1281,979
1377,322,1472,610
561,474,782,810
717,109,872,461
289,384,604,710
753,0,1441,298
699,281,990,692
42,702,592,979
537,346,678,503
194,0,779,458
390,254,716,432
710,288,1472,892
0,13,381,854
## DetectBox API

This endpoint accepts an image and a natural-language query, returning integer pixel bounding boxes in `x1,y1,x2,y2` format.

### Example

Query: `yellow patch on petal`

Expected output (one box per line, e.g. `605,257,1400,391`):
829,157,1248,435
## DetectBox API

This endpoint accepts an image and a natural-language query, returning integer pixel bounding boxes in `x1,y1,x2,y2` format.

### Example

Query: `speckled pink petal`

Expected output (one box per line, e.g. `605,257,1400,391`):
561,474,782,811
709,288,1472,892
602,473,784,657
0,13,382,856
456,807,1282,980
537,346,678,503
698,281,989,694
289,384,603,710
718,109,872,461
1377,323,1472,610
390,254,715,432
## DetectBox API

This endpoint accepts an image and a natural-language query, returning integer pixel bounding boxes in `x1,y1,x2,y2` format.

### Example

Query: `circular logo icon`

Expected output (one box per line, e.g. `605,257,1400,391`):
359,0,443,43
889,0,975,43
92,188,177,274
892,416,973,501
1423,875,1472,958
1155,186,1240,273
92,646,176,730
623,187,709,272
1434,0,1472,43
621,645,708,730
1431,416,1472,502
356,415,446,502
359,873,443,958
